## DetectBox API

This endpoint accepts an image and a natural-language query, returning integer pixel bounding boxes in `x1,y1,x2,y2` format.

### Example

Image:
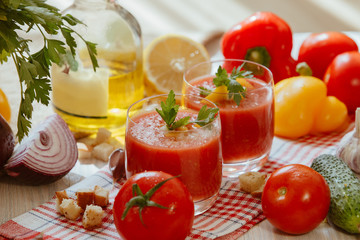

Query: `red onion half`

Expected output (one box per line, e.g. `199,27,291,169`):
5,114,78,185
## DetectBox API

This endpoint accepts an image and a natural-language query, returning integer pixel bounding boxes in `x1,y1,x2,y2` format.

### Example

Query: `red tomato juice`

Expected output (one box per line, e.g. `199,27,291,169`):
186,76,274,163
125,110,222,201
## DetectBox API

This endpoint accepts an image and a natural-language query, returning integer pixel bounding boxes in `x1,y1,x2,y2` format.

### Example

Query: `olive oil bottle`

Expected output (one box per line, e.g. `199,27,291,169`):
51,0,143,136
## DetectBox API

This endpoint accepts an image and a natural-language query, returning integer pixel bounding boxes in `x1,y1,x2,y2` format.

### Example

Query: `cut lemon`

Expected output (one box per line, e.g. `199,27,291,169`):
205,85,228,103
236,78,254,90
144,34,210,94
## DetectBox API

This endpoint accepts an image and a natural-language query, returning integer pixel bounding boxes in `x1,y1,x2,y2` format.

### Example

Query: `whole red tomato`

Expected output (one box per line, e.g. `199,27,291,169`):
261,164,330,235
298,32,358,79
324,51,360,113
113,171,194,240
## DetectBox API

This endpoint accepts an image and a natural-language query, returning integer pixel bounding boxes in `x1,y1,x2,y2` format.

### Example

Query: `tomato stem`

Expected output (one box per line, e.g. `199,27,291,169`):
278,187,287,196
121,175,180,225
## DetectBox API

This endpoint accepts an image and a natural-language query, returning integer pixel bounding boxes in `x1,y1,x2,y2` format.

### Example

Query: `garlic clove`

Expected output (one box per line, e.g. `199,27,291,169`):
336,108,360,173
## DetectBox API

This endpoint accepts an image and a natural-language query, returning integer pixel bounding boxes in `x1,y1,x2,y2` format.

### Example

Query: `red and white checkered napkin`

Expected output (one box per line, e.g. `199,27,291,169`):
0,124,353,240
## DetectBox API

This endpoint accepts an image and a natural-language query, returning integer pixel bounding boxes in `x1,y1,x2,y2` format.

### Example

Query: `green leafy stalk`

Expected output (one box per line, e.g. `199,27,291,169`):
156,90,219,130
213,64,253,106
0,0,99,141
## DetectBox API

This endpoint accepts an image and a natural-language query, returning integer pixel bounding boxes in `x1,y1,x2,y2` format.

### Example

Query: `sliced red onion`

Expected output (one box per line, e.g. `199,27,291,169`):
5,114,78,185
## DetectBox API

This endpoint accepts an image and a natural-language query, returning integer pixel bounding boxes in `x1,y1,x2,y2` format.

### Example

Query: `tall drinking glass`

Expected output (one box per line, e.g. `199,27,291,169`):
125,94,222,215
183,59,274,178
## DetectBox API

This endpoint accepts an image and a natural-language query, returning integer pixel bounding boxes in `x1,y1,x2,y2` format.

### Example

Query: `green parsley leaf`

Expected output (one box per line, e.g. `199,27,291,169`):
0,0,99,142
192,105,219,127
171,116,191,130
212,64,254,106
156,90,179,130
156,90,219,130
198,86,212,97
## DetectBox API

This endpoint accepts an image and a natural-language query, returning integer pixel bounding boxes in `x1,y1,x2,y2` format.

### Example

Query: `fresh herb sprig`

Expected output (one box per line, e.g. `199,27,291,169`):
156,90,219,130
213,64,253,105
0,0,98,141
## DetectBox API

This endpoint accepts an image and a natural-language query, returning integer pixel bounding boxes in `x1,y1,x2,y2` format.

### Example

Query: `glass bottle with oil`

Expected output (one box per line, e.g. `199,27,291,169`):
51,0,143,136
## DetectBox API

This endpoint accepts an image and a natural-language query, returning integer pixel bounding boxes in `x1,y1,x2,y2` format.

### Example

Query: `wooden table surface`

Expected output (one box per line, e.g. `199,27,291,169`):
1,0,360,239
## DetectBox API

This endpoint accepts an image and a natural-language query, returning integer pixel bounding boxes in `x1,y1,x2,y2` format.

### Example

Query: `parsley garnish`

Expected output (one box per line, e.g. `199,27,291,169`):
0,1,99,142
193,105,219,127
198,86,212,97
156,90,219,130
213,64,253,106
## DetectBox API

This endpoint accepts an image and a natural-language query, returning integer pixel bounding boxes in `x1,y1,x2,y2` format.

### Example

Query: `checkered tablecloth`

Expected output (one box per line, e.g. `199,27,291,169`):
0,122,354,240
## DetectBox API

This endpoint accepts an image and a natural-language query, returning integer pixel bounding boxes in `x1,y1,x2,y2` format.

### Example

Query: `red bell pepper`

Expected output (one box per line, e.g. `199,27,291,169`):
221,11,297,83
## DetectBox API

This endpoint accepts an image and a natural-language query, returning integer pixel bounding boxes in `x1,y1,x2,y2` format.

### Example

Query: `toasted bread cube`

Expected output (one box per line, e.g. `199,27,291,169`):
77,142,92,160
77,137,97,147
92,142,114,162
238,172,268,194
60,199,82,220
95,128,112,145
82,205,104,229
55,190,69,214
94,185,110,207
76,188,94,210
108,137,123,149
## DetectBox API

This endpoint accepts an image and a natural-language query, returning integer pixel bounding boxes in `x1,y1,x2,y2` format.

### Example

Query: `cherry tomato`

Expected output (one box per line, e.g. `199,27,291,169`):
0,88,11,123
261,164,330,235
324,51,360,113
298,32,358,79
113,171,194,240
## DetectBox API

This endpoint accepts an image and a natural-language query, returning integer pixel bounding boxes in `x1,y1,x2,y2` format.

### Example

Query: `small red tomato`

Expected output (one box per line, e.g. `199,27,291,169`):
261,164,330,235
298,32,358,79
324,51,360,113
113,171,194,240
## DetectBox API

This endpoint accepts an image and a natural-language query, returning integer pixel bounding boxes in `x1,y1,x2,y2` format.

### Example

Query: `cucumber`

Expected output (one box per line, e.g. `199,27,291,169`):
311,154,360,234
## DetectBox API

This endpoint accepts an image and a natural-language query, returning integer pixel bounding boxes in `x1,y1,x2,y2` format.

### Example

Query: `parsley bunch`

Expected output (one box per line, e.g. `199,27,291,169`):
0,0,98,141
156,90,219,130
213,65,253,105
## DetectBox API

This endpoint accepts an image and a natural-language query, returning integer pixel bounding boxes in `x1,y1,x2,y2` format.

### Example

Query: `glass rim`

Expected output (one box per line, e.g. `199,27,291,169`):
183,58,274,95
126,93,220,131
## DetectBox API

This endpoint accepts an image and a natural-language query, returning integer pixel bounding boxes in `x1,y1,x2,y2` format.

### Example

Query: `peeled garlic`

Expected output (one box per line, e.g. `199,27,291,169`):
336,108,360,173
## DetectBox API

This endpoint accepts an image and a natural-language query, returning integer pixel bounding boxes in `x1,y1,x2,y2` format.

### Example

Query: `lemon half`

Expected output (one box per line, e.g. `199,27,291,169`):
144,34,210,95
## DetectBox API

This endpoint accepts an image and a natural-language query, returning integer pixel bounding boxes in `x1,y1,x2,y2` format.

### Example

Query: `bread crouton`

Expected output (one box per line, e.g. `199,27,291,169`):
95,128,112,145
76,188,94,210
55,190,69,214
92,142,115,162
94,185,110,207
238,172,269,198
82,205,104,229
60,199,82,220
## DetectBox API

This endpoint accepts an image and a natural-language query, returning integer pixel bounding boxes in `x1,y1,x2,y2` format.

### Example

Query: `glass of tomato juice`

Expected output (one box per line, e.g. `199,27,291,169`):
125,93,222,215
183,59,274,178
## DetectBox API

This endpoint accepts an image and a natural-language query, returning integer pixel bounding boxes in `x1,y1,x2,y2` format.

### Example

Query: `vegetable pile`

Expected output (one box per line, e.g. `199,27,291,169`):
221,11,360,138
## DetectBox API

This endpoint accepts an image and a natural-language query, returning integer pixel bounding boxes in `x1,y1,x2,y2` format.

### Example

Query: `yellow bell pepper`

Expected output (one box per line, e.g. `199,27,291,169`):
274,76,348,139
